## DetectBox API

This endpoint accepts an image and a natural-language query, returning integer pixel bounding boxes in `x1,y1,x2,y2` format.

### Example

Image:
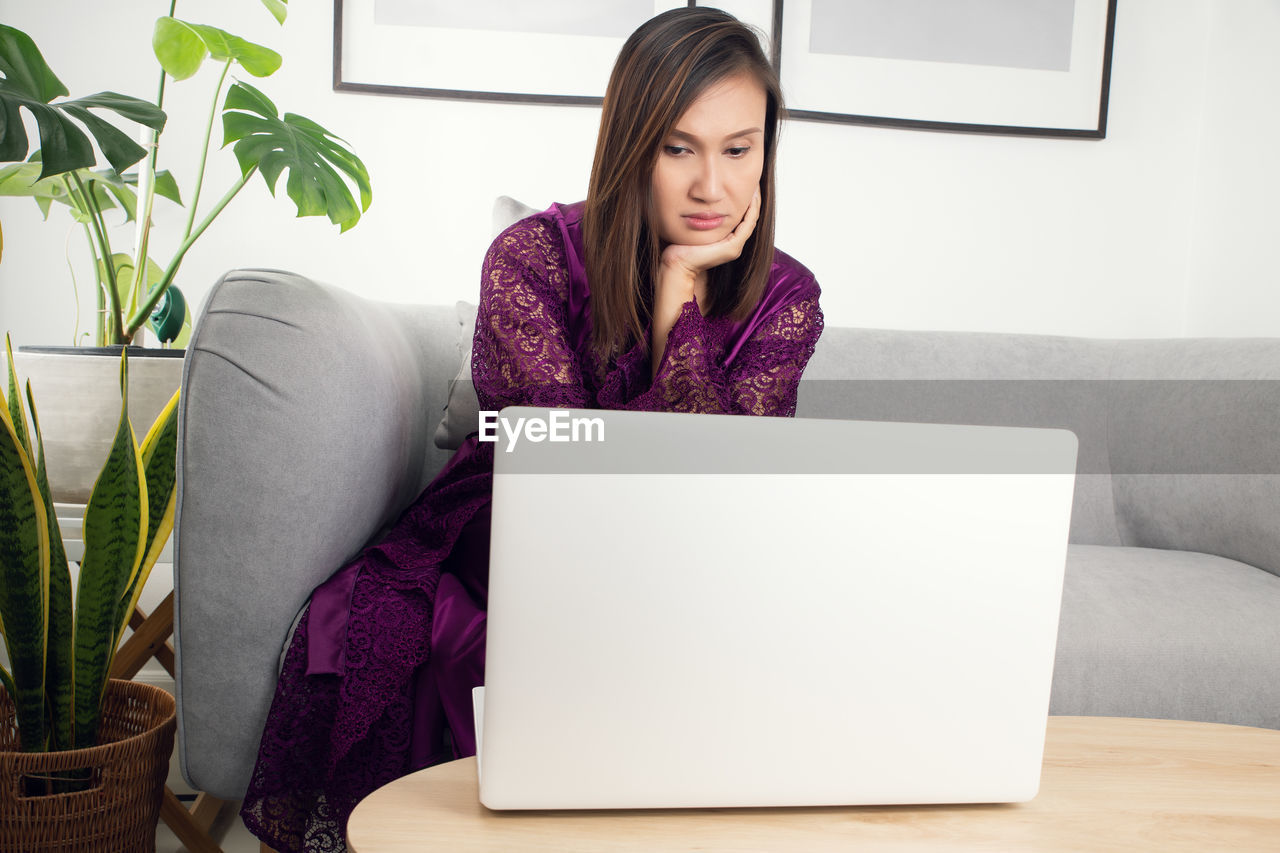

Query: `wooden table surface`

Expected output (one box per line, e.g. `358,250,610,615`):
347,716,1280,852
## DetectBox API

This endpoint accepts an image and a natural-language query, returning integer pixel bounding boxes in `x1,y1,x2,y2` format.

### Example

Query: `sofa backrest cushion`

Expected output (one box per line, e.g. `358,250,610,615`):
1105,337,1280,577
801,327,1122,546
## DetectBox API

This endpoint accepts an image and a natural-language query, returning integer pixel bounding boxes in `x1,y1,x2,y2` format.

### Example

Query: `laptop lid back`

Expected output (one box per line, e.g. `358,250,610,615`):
480,407,1077,809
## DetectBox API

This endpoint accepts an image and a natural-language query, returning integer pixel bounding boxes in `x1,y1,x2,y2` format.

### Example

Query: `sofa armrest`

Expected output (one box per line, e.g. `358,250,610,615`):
173,269,458,799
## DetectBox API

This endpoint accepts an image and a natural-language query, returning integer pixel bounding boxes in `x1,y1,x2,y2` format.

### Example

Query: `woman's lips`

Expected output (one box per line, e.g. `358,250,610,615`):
684,214,726,231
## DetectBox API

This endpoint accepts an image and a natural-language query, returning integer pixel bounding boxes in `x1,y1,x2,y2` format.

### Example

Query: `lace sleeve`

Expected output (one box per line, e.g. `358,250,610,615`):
615,288,824,417
470,219,589,413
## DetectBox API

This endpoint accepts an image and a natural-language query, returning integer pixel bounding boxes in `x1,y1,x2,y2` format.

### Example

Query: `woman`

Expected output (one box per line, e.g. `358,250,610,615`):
241,7,823,850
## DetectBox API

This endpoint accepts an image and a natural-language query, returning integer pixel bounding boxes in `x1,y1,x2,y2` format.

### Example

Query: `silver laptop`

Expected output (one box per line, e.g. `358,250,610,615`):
476,407,1077,810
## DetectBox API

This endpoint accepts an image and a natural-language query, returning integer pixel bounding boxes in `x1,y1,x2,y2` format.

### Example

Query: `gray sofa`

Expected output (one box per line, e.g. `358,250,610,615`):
173,268,1280,801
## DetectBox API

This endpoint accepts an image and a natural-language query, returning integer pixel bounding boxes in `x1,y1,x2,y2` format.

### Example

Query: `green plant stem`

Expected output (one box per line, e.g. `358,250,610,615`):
184,59,232,243
127,0,178,325
159,0,178,109
125,169,254,339
65,228,84,345
81,222,106,345
68,173,122,345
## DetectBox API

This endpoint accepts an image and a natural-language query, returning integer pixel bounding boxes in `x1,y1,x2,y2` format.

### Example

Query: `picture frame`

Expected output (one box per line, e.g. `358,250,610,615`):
776,0,1118,138
332,0,1117,139
333,0,687,105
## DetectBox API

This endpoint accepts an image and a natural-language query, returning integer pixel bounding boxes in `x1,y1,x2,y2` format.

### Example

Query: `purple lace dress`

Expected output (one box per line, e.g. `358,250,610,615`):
240,201,824,851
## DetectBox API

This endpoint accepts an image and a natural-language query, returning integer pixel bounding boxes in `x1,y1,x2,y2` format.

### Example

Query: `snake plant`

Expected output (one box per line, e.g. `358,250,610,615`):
0,335,179,756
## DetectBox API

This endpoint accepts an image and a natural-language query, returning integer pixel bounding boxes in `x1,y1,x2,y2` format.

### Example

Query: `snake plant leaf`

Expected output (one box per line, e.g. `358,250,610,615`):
25,380,74,751
138,389,179,554
261,0,289,25
73,352,147,749
222,81,371,232
116,389,179,643
154,18,282,82
0,371,50,752
4,335,30,459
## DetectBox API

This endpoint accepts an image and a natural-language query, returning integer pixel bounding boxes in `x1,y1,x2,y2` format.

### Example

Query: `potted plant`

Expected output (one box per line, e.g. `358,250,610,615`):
0,1,371,502
0,337,180,851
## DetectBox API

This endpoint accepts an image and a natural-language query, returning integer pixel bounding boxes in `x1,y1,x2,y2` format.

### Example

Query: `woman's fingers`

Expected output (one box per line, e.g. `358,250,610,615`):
727,187,762,251
661,188,763,276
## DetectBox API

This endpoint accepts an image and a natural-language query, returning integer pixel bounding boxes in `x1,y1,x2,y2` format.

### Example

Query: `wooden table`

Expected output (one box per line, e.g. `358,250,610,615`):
346,716,1280,852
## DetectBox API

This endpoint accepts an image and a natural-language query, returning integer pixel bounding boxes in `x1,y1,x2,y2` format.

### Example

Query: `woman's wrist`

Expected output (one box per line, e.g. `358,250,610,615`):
656,264,698,302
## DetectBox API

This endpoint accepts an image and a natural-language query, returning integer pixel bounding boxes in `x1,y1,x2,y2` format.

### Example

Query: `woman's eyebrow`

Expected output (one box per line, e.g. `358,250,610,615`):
668,127,763,143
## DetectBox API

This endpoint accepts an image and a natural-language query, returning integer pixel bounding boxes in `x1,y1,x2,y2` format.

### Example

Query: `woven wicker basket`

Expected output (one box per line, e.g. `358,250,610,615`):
0,679,176,853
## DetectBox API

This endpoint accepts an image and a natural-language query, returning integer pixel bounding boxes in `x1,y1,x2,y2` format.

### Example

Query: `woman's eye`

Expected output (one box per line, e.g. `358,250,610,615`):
726,146,751,157
664,145,689,156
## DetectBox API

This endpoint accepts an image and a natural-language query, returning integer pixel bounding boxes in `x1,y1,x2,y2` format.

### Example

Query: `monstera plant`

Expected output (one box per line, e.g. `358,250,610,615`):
0,0,371,346
0,336,178,758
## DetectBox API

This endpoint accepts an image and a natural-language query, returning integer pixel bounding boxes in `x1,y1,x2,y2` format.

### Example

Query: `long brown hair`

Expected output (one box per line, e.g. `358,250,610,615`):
582,7,784,360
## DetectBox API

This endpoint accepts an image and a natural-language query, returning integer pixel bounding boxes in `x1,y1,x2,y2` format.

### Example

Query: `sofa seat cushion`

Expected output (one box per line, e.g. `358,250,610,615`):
1051,544,1280,729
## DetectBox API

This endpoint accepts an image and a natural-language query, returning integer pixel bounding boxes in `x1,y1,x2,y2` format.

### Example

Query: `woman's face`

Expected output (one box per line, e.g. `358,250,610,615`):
650,71,767,246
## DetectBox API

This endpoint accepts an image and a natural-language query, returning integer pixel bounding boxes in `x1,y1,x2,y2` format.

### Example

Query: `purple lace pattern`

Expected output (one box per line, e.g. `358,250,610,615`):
240,211,823,851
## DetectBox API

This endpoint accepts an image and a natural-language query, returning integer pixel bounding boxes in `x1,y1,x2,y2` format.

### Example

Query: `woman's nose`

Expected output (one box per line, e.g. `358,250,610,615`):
691,156,724,203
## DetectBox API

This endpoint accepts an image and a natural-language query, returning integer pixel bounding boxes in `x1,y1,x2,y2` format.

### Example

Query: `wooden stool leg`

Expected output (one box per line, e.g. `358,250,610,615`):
112,590,228,852
188,791,225,833
112,591,177,680
160,786,225,852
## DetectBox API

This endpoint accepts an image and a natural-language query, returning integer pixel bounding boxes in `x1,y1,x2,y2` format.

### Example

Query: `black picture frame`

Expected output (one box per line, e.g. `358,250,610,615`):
333,0,687,106
333,0,1117,139
775,0,1118,139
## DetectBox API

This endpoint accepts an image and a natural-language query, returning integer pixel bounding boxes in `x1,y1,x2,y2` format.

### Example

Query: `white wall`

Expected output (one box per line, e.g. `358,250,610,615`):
1,0,1277,349
1185,0,1280,336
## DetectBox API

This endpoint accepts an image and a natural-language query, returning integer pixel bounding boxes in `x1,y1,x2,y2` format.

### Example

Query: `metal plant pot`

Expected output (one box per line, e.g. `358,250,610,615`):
13,346,185,505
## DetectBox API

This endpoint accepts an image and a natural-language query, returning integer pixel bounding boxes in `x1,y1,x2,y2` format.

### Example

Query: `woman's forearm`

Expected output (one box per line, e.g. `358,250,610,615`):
650,266,704,380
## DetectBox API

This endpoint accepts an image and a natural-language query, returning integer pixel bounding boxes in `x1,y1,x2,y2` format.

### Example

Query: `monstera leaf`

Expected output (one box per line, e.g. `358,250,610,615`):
221,80,371,232
0,25,166,179
0,157,182,222
153,18,282,81
261,0,289,26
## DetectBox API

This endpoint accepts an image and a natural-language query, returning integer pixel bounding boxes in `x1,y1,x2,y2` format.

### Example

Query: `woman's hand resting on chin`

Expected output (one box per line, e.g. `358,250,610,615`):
651,188,761,380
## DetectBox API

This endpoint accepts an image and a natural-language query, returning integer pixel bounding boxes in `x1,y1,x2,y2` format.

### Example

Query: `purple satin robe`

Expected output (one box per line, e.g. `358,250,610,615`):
240,202,824,851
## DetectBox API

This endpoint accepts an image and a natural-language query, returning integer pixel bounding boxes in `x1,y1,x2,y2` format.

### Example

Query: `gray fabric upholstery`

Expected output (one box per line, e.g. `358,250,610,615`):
1106,338,1280,577
1051,545,1280,728
430,300,479,450
174,274,1280,801
173,270,458,798
801,327,1121,546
